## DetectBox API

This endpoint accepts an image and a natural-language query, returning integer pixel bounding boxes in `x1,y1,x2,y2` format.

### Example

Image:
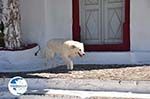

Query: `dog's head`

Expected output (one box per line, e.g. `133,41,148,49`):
70,41,85,57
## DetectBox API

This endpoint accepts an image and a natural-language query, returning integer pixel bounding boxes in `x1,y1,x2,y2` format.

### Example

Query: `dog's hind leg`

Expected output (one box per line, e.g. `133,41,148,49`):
46,50,57,68
44,48,54,66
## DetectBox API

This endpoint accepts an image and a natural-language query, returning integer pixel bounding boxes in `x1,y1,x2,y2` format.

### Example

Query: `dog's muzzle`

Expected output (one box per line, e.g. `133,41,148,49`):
78,52,85,57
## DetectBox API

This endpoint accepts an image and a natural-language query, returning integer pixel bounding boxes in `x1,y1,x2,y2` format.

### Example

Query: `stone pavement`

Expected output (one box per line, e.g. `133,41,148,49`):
1,78,150,99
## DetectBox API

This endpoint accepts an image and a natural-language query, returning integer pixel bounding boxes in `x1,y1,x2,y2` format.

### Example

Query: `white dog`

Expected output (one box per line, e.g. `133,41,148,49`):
35,39,85,70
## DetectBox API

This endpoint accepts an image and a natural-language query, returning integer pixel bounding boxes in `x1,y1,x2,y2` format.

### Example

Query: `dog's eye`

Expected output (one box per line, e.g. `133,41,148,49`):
79,49,81,51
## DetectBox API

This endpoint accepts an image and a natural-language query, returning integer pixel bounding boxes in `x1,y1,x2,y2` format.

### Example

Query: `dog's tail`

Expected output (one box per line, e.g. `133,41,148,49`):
35,45,41,56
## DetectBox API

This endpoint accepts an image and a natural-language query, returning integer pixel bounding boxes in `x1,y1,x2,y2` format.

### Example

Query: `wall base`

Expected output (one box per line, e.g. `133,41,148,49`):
73,52,150,65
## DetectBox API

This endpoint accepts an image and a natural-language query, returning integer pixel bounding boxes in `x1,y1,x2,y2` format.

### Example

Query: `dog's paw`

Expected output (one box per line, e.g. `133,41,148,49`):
67,66,74,71
68,71,72,74
70,66,74,70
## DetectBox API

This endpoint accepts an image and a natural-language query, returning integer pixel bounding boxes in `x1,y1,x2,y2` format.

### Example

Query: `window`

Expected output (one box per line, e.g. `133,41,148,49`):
73,0,130,51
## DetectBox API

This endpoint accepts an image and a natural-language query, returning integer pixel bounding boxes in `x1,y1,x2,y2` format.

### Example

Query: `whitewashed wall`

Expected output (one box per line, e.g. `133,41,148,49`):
130,0,150,51
130,0,150,64
20,0,72,47
44,0,72,41
20,0,46,46
20,0,150,64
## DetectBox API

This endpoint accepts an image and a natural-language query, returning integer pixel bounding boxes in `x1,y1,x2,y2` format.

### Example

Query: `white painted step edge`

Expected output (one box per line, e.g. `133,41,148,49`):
29,88,150,99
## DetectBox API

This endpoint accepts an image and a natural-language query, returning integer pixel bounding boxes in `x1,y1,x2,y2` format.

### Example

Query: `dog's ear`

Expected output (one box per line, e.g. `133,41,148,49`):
71,45,77,49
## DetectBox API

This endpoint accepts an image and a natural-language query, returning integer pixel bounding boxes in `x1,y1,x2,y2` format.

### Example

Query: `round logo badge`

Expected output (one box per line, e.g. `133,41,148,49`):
8,76,28,96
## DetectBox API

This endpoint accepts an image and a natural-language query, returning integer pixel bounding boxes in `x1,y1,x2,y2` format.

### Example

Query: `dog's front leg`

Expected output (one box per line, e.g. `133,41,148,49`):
62,56,73,70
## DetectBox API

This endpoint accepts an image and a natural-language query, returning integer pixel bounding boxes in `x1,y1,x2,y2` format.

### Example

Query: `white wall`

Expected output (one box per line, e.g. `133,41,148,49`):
20,0,46,46
44,0,72,42
131,0,150,51
20,0,72,47
20,0,150,64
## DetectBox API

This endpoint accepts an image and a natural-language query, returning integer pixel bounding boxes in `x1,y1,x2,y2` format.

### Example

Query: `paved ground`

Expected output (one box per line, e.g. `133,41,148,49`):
1,77,150,99
1,64,150,81
1,64,150,99
0,88,143,99
19,95,137,99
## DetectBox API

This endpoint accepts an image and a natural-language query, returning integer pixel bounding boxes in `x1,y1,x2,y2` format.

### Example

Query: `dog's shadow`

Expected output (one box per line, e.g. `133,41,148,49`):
47,64,146,73
0,64,147,78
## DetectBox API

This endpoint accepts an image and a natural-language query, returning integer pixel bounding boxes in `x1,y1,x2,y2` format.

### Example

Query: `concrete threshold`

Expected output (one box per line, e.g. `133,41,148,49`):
26,79,150,94
26,89,150,99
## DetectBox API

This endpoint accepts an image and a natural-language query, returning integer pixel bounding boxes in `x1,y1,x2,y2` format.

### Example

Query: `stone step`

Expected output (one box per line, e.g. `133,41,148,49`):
23,89,150,99
2,89,150,99
1,78,150,99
